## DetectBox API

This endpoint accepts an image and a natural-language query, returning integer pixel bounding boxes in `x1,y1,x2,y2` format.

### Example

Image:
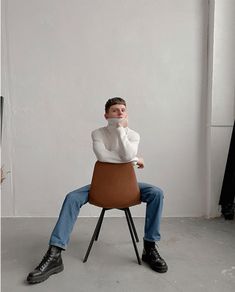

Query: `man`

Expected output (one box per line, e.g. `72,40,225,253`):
27,97,168,284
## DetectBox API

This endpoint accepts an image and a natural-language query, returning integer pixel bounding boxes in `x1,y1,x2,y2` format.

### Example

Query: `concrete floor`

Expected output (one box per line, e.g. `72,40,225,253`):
1,216,235,292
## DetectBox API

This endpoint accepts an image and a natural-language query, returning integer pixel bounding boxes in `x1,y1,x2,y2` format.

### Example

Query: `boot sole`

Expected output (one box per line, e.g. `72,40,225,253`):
27,264,64,284
142,255,168,273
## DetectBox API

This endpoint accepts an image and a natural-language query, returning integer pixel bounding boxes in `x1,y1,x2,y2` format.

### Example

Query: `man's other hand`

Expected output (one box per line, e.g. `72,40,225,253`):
137,157,144,169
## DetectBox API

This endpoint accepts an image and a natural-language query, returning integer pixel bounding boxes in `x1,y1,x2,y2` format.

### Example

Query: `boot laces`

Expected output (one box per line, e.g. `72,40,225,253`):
36,251,54,271
151,244,162,260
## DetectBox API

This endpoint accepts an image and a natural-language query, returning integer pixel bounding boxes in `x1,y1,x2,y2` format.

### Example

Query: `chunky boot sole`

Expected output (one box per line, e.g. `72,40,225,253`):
142,254,168,273
27,264,64,284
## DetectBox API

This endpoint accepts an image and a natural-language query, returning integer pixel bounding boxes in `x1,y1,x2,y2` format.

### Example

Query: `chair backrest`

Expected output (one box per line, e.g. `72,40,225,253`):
89,161,141,208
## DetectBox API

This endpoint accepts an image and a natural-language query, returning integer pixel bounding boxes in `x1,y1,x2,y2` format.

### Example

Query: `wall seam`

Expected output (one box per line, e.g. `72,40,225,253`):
205,0,215,218
2,0,16,216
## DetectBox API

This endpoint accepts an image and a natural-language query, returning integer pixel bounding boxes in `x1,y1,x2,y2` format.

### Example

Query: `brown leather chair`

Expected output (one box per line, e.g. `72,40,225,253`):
83,161,141,265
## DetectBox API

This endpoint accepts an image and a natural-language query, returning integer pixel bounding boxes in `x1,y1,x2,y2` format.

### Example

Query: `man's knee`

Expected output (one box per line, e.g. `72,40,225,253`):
65,191,84,206
151,186,164,201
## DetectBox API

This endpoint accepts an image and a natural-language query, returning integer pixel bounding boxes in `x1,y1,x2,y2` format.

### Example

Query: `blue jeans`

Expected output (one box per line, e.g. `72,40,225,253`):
49,183,164,250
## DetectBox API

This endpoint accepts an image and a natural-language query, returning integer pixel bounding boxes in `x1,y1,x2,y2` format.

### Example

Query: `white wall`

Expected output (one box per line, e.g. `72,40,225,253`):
206,0,235,217
1,0,231,218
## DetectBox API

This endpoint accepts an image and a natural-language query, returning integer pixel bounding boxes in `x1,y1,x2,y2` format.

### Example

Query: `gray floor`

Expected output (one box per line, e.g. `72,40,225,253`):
1,216,235,292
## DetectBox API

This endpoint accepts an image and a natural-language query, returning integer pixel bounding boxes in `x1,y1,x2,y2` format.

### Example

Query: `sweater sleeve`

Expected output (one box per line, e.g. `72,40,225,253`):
91,130,125,163
116,127,140,162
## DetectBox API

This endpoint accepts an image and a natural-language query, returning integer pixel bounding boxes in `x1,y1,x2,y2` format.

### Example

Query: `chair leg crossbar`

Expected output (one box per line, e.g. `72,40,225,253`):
83,208,141,265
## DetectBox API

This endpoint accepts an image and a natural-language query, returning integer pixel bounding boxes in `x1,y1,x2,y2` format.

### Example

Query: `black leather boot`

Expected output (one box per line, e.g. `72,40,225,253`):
27,246,64,284
142,240,168,273
221,203,235,220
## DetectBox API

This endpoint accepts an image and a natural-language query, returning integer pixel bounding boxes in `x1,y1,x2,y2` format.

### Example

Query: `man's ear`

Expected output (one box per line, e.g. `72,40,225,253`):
104,113,108,119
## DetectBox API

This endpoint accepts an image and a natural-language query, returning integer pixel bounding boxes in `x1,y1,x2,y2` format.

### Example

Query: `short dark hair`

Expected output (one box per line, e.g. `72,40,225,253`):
105,97,126,113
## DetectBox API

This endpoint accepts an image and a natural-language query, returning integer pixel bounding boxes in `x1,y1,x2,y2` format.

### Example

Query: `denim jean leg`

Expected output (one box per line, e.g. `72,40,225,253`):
49,184,91,250
139,182,164,242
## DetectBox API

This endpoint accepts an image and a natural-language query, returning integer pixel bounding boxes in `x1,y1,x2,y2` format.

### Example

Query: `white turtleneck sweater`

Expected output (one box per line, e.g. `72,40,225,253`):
91,120,140,164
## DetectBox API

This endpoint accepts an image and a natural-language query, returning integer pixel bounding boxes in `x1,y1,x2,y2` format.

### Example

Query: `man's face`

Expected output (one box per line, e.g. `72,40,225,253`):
104,104,128,119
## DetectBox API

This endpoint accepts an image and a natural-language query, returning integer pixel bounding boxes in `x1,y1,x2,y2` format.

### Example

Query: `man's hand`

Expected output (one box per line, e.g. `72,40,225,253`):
117,118,128,128
137,157,144,169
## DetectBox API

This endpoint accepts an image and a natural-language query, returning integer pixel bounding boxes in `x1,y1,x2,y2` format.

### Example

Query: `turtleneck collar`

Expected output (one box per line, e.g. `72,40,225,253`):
106,118,128,132
107,118,124,127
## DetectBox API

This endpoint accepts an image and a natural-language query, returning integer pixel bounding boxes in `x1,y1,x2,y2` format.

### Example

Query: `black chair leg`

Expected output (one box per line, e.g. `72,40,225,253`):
124,209,142,265
126,208,139,242
83,208,106,263
95,208,107,241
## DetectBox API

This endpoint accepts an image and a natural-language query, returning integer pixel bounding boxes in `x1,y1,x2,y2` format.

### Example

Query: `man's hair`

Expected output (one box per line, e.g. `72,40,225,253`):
105,97,126,113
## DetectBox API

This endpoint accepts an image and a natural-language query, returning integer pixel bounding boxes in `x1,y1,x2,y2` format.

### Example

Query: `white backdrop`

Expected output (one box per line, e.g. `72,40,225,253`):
1,0,234,217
